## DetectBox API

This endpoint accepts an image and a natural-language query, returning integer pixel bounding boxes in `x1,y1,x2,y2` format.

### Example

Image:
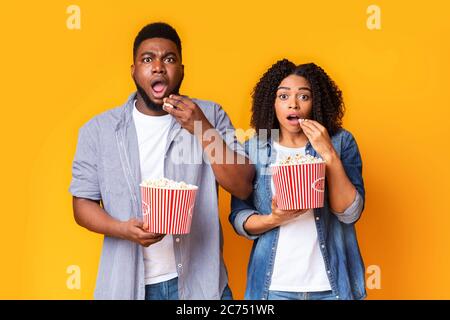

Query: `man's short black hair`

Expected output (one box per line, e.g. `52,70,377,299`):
133,22,182,61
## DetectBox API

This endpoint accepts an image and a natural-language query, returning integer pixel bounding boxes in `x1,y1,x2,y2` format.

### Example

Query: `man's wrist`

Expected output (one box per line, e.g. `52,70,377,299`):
114,220,127,240
195,119,215,144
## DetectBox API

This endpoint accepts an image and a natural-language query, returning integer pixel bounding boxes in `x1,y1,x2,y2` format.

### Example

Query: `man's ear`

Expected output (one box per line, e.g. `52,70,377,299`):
131,64,135,78
180,64,185,83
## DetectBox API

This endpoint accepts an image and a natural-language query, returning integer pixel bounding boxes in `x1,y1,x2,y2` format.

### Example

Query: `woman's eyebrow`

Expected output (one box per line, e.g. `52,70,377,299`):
276,86,312,91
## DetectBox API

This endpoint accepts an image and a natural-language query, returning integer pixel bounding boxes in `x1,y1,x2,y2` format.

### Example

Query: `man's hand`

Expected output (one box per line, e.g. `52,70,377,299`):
163,94,212,135
163,94,254,200
118,218,165,247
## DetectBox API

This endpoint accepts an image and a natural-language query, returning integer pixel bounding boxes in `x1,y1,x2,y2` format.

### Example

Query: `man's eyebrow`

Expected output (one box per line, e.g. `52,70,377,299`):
140,51,155,57
140,51,178,57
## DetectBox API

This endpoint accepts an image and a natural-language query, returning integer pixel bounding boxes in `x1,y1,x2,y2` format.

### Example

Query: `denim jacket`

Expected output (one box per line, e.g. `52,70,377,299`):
229,129,366,300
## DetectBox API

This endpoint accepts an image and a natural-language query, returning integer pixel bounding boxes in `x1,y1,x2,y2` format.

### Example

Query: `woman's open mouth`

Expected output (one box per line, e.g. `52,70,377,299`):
286,114,300,125
150,78,168,99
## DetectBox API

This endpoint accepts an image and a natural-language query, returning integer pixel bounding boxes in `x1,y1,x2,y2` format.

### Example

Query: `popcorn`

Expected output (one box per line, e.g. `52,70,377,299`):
271,154,326,210
275,153,325,166
140,177,197,190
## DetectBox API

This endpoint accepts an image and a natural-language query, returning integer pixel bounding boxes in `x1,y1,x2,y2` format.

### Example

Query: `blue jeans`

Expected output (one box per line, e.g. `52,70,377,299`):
145,277,233,300
268,290,337,300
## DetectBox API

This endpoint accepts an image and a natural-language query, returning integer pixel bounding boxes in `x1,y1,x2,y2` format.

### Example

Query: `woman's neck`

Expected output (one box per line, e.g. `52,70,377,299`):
278,130,309,148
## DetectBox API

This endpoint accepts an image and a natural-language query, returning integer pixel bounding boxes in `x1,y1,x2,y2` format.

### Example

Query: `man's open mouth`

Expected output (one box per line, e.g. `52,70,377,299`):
150,78,168,99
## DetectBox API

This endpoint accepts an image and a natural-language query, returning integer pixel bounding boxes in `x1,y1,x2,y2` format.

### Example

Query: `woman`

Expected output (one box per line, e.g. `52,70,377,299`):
230,59,366,300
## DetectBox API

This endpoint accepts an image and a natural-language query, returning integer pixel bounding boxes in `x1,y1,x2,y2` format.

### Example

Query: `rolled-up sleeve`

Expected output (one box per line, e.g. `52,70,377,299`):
332,191,364,224
233,208,259,240
69,123,101,201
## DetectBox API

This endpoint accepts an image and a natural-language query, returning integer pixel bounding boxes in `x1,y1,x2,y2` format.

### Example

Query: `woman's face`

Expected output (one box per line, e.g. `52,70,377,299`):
274,74,313,135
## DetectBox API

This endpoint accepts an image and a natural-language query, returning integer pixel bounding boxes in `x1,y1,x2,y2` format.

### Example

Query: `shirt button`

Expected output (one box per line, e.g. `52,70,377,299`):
316,216,320,220
336,295,340,299
175,238,180,243
321,245,325,249
327,270,331,274
178,264,182,268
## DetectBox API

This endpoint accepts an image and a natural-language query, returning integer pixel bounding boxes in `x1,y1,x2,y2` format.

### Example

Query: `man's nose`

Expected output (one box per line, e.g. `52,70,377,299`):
152,60,166,74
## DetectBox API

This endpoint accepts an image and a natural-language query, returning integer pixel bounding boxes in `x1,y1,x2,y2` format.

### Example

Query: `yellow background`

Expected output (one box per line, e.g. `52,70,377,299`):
1,0,449,299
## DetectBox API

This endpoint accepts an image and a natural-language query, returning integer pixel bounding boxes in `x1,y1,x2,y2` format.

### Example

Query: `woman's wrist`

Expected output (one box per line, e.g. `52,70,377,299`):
323,149,340,166
266,213,282,228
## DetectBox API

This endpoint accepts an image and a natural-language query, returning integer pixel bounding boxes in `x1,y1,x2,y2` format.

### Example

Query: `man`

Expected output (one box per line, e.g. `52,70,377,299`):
69,22,254,300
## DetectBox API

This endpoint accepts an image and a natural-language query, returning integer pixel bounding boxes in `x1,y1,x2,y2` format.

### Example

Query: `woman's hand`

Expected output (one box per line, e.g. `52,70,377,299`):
269,197,308,226
243,197,308,236
299,119,337,162
299,119,358,215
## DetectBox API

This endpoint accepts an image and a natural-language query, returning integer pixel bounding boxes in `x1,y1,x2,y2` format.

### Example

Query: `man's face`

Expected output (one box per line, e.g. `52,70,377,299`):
132,37,184,110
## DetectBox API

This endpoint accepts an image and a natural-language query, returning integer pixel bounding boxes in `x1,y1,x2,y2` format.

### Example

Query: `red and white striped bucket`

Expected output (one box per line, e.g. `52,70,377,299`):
140,186,198,234
271,162,326,210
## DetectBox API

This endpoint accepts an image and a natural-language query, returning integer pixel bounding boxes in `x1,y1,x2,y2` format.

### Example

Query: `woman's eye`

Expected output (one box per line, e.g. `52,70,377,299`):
298,94,310,101
278,94,288,100
143,57,152,63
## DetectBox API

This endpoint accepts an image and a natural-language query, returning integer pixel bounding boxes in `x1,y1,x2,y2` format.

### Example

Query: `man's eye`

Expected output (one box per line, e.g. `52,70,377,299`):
143,57,152,63
278,94,288,100
298,94,310,101
165,57,175,63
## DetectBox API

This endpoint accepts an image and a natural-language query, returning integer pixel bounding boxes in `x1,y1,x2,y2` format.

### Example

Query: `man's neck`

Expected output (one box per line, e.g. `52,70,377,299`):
135,95,168,116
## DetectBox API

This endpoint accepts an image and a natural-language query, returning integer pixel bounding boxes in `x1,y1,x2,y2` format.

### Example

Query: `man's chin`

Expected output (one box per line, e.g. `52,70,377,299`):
151,97,164,106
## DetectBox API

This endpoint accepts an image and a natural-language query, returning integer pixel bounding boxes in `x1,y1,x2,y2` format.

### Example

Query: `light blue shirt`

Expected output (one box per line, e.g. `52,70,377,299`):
70,92,245,299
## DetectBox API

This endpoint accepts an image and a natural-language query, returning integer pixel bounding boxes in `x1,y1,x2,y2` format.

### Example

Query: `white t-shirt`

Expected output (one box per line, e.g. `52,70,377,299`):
132,101,178,285
269,141,331,292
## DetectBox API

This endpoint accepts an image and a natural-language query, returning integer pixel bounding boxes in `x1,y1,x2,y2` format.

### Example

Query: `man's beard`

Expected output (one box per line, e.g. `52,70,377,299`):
133,77,183,112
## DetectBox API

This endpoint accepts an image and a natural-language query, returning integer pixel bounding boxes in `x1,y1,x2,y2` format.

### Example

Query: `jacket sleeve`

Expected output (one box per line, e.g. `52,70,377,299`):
228,140,261,240
230,195,260,240
69,122,102,201
333,131,365,224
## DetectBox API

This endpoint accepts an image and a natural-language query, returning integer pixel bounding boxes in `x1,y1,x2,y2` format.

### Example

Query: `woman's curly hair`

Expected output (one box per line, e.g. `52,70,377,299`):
251,59,345,137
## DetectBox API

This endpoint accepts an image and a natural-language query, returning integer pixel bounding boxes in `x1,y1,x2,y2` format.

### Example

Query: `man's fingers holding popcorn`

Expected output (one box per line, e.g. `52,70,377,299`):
163,95,189,111
163,95,211,135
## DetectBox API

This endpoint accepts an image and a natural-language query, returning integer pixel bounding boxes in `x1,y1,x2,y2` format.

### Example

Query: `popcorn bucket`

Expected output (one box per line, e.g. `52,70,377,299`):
140,186,198,234
271,162,326,210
